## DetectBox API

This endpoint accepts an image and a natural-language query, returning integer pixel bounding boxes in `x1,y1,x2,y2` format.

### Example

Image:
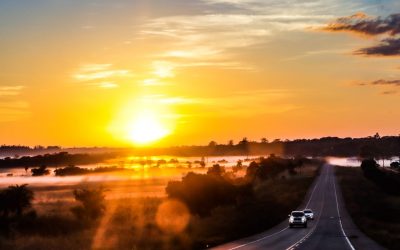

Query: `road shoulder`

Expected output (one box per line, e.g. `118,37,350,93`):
334,167,386,250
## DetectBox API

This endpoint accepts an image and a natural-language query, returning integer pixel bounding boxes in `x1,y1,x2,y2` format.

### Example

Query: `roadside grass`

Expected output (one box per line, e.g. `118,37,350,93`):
336,167,400,250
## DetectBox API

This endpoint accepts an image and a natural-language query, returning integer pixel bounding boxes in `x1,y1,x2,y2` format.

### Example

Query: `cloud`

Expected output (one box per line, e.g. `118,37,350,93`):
367,79,400,86
0,86,29,122
322,12,400,56
0,86,24,96
323,12,400,36
357,79,400,95
381,90,397,95
355,37,400,56
141,13,332,73
73,64,132,88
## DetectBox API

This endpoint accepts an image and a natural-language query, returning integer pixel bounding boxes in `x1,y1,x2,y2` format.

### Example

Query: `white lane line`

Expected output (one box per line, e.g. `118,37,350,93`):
333,175,356,250
304,167,322,208
229,227,289,250
227,165,326,250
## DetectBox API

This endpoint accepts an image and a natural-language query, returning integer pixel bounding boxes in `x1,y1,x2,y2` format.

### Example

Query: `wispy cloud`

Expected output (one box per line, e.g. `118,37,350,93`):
141,10,333,75
0,86,29,122
381,90,397,95
359,79,400,87
73,64,132,88
357,78,400,95
0,86,25,96
189,89,301,117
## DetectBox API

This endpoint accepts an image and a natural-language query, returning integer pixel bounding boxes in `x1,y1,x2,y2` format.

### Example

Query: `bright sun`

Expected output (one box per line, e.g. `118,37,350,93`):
127,111,170,145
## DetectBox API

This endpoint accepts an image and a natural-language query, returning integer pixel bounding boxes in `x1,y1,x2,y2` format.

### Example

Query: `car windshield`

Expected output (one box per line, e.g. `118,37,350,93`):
292,212,304,217
304,210,312,213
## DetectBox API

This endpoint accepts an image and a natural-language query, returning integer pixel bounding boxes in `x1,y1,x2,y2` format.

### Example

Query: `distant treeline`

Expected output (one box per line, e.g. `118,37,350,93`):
1,134,399,167
0,152,119,168
137,134,400,158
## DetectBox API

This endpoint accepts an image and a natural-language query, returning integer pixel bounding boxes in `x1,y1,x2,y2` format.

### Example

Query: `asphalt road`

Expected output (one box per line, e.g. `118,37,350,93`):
212,164,385,250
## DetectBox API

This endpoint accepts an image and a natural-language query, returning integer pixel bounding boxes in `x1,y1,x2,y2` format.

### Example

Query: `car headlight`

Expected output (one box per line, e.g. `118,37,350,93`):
289,217,294,223
302,217,306,222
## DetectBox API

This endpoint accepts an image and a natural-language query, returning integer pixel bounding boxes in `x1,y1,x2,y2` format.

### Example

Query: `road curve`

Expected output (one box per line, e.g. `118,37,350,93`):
212,164,385,250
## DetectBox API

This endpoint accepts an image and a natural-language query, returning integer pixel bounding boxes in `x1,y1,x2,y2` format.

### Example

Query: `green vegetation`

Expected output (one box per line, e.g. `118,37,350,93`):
336,167,400,250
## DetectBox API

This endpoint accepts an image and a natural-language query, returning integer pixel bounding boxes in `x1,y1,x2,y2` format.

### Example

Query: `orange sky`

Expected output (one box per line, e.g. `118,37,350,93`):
0,0,399,147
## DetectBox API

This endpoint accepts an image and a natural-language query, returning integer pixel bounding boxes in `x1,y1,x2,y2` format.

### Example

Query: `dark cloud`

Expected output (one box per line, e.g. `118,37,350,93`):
370,79,400,86
381,90,397,95
358,79,400,88
323,12,400,56
358,79,400,95
355,37,400,56
324,12,400,36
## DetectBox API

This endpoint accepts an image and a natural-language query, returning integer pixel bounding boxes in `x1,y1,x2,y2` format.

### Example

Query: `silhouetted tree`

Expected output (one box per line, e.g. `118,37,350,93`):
238,137,249,156
31,165,50,176
166,172,237,216
71,188,105,221
0,184,34,217
390,161,399,169
207,164,225,176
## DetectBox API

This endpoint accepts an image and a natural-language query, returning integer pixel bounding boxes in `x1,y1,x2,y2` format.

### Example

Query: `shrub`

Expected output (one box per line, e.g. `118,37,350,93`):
0,184,34,217
71,188,106,221
166,173,237,216
31,165,50,176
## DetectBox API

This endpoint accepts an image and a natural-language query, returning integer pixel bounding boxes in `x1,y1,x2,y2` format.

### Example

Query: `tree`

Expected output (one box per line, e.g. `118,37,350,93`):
0,184,34,217
31,165,50,176
207,164,225,176
166,172,237,216
71,188,106,221
390,161,400,169
238,137,249,156
261,138,268,144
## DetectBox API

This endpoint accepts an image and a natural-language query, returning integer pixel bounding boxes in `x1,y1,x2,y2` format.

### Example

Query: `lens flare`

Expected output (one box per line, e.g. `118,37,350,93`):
156,199,190,234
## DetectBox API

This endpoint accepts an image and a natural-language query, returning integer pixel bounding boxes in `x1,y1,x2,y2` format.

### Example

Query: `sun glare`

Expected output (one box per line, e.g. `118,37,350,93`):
127,111,170,145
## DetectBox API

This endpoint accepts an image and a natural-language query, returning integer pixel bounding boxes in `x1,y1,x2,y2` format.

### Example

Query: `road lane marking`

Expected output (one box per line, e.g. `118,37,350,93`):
333,176,356,250
228,227,289,250
285,164,330,250
226,165,327,250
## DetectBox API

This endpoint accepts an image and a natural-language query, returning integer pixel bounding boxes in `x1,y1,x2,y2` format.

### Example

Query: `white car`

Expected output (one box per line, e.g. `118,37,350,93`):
289,211,307,228
303,209,314,220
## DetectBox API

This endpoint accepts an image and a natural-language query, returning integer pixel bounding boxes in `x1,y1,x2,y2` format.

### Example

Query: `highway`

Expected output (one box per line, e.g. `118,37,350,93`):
212,164,385,250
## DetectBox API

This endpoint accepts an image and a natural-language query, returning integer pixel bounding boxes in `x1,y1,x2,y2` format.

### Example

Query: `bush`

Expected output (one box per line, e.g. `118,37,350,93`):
71,188,106,221
166,173,238,216
390,162,399,169
0,184,34,217
31,165,50,176
361,159,400,195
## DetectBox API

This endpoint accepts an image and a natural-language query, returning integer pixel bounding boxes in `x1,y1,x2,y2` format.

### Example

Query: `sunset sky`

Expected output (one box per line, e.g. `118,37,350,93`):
1,0,399,147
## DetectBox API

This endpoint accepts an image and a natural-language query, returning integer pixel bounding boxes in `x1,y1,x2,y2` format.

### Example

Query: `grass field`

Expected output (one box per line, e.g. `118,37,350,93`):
336,167,400,250
0,162,320,250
